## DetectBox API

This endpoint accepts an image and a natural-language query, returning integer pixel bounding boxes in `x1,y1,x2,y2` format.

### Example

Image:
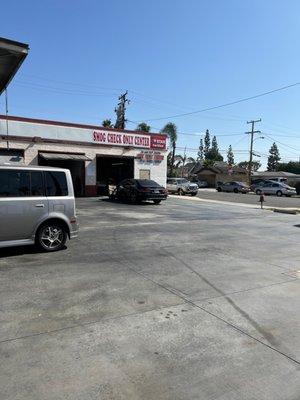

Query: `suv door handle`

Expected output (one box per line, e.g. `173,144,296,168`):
35,204,45,208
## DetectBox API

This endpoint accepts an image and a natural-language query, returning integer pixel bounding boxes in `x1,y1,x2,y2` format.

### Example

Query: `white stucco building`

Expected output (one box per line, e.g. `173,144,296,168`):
0,115,168,196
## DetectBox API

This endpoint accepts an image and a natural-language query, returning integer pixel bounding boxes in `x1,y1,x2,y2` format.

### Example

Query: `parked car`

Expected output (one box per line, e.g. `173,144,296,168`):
192,179,208,188
254,181,296,197
250,179,272,192
0,165,79,251
250,179,289,192
217,181,250,193
166,178,198,196
113,179,167,204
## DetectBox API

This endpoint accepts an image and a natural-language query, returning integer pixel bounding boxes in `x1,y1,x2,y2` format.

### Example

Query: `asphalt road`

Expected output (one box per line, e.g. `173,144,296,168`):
197,189,300,208
0,197,300,399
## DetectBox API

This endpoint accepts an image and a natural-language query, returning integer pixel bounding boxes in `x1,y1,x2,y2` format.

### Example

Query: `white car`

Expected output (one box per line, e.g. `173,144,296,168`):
255,181,296,197
167,178,198,196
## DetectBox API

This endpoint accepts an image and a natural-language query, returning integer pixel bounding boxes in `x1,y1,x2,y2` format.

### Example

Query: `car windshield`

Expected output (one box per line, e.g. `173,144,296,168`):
137,179,160,187
177,179,189,184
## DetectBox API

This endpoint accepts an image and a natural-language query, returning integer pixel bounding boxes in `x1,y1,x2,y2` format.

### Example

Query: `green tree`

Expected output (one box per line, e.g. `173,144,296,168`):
278,161,300,174
136,122,151,132
227,145,234,165
197,138,204,161
238,160,261,171
174,154,195,168
205,149,223,163
205,136,223,162
102,119,113,128
211,136,219,152
204,129,210,158
161,123,178,176
267,142,281,171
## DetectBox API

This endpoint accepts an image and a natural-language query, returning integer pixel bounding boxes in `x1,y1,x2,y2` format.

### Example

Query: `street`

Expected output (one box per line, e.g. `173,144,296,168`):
0,197,300,400
196,189,300,209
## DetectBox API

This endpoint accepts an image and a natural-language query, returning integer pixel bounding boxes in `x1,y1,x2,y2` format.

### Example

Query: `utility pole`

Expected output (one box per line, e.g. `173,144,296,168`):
114,91,130,129
181,146,186,177
5,88,9,150
246,119,261,184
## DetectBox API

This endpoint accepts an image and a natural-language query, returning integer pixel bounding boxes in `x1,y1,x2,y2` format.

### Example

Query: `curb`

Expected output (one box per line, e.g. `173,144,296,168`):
272,209,300,215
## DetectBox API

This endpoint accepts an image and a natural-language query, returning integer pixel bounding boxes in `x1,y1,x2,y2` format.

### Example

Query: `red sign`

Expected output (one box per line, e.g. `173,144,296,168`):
136,151,164,163
150,134,167,150
93,130,166,150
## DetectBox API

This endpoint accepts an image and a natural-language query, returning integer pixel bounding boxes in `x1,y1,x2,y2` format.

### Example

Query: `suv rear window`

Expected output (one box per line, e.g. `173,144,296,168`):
0,170,44,197
45,171,68,196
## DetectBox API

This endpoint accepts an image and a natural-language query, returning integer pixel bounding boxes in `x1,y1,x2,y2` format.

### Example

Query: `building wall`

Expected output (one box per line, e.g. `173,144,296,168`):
0,117,167,195
215,173,248,185
0,139,167,194
197,171,248,187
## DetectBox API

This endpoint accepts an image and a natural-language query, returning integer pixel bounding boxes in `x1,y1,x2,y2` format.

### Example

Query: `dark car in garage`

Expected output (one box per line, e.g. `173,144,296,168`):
112,179,168,204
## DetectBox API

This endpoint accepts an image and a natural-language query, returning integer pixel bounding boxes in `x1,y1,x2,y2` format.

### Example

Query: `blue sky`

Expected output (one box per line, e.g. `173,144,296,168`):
1,0,300,167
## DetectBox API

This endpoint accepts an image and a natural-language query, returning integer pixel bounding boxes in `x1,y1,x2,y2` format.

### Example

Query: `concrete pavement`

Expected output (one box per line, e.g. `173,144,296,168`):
0,197,299,399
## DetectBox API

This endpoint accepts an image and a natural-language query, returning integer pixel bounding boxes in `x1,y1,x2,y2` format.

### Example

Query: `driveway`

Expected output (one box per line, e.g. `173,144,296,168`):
0,197,299,399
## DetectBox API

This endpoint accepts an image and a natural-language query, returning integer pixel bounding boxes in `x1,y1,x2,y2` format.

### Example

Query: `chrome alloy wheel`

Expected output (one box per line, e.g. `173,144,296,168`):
40,225,64,250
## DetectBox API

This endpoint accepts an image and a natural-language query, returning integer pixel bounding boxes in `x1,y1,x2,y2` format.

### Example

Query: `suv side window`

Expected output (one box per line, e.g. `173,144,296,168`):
45,171,68,196
30,171,44,196
0,170,30,197
272,183,279,187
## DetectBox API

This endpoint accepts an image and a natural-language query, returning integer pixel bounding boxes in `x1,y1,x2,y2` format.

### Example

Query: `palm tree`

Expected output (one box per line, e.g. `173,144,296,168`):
174,155,195,177
136,122,151,132
102,119,113,128
161,123,177,176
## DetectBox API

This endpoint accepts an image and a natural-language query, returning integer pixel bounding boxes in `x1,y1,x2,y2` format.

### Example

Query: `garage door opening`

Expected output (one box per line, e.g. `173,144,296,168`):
38,152,90,197
96,155,134,195
0,149,24,164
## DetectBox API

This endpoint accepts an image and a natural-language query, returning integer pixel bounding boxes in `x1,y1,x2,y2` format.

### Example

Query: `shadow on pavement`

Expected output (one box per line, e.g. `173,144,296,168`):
0,245,67,259
100,198,161,206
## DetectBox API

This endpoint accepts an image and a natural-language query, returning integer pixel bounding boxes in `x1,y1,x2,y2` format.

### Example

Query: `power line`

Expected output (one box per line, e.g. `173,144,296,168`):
18,73,123,92
134,81,300,122
17,74,246,119
262,133,300,154
14,81,118,97
127,120,244,137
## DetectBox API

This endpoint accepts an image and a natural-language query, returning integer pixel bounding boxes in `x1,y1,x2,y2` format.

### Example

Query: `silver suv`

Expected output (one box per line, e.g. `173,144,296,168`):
0,165,79,251
167,178,198,196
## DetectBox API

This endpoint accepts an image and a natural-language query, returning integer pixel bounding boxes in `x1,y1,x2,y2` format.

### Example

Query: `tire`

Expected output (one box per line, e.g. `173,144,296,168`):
178,188,185,196
276,190,283,197
233,188,238,193
217,187,222,192
36,222,67,252
153,200,161,204
256,189,261,195
191,193,197,196
130,191,138,204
